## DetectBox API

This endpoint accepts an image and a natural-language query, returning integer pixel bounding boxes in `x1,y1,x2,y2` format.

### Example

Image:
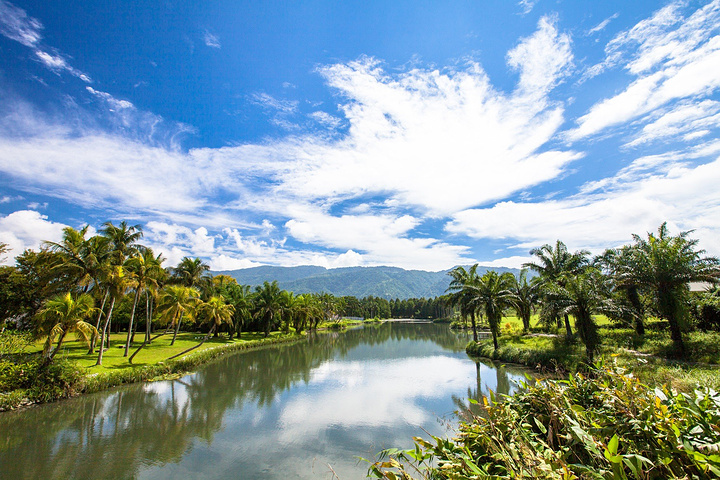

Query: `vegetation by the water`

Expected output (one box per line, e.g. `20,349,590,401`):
369,364,720,479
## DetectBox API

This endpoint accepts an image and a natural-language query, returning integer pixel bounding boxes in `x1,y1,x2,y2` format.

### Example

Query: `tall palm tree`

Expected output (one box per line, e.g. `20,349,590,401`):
254,281,282,337
167,296,234,360
619,223,719,354
37,292,97,362
173,257,211,292
278,290,298,333
225,283,253,340
95,265,134,366
123,248,165,356
524,240,590,336
44,226,94,290
446,265,482,341
546,269,616,363
100,220,144,265
509,270,537,333
469,271,515,351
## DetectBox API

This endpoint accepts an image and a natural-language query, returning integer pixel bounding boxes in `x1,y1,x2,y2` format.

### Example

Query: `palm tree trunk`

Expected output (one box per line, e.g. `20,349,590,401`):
470,311,478,342
564,314,573,337
170,312,184,346
47,330,68,362
96,296,116,366
166,325,215,360
128,327,171,364
89,290,109,354
145,292,153,343
124,289,140,357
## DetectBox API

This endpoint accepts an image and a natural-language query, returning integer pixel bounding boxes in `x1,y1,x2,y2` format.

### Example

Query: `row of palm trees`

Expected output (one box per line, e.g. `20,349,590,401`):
29,221,344,364
447,223,719,361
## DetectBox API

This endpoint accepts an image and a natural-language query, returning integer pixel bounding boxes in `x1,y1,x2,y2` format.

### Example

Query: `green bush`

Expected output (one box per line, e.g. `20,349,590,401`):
369,365,720,479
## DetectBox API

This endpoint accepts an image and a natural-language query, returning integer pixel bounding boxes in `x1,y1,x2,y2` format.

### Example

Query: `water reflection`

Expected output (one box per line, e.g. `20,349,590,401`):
0,323,531,479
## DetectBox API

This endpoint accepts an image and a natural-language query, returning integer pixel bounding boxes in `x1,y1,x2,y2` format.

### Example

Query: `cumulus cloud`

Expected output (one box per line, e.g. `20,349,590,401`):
0,210,67,264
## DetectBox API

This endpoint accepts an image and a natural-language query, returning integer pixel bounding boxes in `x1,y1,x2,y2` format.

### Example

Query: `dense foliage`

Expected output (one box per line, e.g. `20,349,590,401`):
369,365,720,479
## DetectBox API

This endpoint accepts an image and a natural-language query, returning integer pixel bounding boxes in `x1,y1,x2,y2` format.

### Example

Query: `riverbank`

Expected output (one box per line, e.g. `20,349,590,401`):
465,328,720,392
1,331,306,411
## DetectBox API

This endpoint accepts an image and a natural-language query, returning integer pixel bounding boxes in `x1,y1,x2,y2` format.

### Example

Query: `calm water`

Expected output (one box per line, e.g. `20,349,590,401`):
0,322,530,479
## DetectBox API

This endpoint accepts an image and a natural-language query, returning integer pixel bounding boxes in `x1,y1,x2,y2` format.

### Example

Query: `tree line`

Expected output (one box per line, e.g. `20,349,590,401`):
448,223,720,363
0,221,452,365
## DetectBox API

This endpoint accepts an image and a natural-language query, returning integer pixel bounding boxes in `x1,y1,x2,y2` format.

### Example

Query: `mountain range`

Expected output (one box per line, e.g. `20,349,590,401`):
212,265,521,300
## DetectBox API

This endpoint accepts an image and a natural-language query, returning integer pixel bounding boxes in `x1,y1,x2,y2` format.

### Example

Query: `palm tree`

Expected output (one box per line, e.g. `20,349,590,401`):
0,242,8,262
524,240,590,336
100,221,144,265
157,285,200,346
37,292,98,362
44,226,94,290
173,257,211,292
293,294,318,334
167,296,234,360
509,270,537,333
254,281,282,337
619,223,720,354
278,290,297,333
446,265,482,342
123,248,165,356
96,265,134,366
225,283,253,340
469,271,515,351
596,246,646,335
546,269,616,363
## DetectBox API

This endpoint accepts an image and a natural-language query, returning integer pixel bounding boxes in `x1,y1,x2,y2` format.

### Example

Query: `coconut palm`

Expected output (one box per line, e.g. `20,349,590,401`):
524,240,590,336
618,223,720,354
100,220,144,265
96,265,135,366
509,270,537,333
446,265,481,341
37,292,98,362
44,226,95,290
157,285,200,346
173,257,211,292
254,281,282,337
167,296,234,360
123,248,165,356
469,271,515,351
224,283,253,340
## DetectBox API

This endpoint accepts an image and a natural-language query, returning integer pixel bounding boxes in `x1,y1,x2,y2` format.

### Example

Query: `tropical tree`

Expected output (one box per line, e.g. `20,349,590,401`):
156,285,200,346
123,248,165,356
524,240,590,336
96,265,134,366
293,294,319,334
224,283,253,340
254,281,282,337
546,269,616,363
278,290,297,333
509,270,537,333
173,257,211,293
469,271,515,351
446,265,481,341
618,223,720,354
100,220,143,265
596,246,647,335
37,292,97,362
167,296,234,360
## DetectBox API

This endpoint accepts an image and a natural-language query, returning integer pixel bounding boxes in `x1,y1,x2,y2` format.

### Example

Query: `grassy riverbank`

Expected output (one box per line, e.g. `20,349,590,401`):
0,330,305,411
465,316,720,391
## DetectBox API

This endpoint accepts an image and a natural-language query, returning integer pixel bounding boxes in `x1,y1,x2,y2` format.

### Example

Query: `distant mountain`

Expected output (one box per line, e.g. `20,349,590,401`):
212,265,522,300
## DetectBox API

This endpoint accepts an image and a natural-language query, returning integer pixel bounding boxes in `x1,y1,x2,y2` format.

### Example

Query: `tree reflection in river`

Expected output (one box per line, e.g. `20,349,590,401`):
0,322,531,480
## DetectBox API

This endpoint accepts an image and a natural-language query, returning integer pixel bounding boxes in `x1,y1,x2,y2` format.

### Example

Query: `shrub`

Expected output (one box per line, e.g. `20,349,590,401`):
369,365,720,479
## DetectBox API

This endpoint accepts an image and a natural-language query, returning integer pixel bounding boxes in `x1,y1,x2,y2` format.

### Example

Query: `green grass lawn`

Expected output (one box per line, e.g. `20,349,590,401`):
26,330,290,372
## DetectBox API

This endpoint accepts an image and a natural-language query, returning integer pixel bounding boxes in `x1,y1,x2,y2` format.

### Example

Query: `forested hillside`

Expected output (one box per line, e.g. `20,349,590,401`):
213,265,521,299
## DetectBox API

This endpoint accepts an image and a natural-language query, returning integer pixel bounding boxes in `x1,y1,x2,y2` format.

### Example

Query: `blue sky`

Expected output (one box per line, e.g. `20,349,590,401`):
1,0,719,271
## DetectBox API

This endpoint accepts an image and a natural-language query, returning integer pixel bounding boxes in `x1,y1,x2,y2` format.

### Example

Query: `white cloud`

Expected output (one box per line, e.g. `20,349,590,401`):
568,1,720,140
518,0,537,15
86,87,134,110
250,93,298,114
626,99,720,146
447,156,720,256
587,13,619,35
203,30,221,49
309,111,342,129
0,0,42,47
0,210,67,264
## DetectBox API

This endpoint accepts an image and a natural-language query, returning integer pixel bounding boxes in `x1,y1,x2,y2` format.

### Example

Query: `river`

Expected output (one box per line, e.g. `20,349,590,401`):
0,322,531,479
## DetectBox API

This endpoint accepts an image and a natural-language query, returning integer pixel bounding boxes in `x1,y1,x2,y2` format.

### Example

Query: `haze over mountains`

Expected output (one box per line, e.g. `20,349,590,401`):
213,265,521,299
